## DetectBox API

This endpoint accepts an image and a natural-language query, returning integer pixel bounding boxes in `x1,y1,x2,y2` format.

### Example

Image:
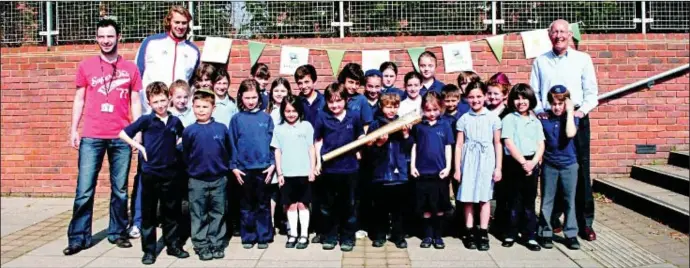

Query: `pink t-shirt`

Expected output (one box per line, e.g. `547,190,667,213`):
75,55,143,139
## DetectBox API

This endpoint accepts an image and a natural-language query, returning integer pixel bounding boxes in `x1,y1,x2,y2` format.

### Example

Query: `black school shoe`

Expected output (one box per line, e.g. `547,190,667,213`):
109,237,133,248
212,247,225,259
257,243,269,249
166,247,190,258
63,244,86,256
286,236,297,248
198,248,213,261
524,239,542,251
340,241,354,252
502,237,515,248
394,239,408,249
462,228,477,250
311,234,323,244
141,252,156,265
372,239,386,248
296,236,309,249
476,229,490,251
565,237,581,250
540,237,554,249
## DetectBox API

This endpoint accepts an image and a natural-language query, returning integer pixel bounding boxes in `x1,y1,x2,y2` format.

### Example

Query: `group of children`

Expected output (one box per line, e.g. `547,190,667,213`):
120,51,584,265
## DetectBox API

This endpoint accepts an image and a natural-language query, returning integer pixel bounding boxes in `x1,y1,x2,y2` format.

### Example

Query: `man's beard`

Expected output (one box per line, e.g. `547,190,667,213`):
100,43,118,57
172,29,187,39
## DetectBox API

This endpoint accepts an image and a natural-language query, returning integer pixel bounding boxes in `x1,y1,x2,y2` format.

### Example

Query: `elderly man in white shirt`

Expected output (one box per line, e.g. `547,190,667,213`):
530,19,599,242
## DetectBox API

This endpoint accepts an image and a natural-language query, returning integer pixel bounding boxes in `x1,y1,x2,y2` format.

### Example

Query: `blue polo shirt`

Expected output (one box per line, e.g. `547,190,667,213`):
347,94,374,126
182,119,232,181
420,79,445,96
229,110,275,171
314,110,364,174
457,98,471,115
271,120,314,177
412,118,455,175
301,92,325,126
540,112,580,168
367,99,380,118
442,111,463,144
382,86,406,100
124,113,184,177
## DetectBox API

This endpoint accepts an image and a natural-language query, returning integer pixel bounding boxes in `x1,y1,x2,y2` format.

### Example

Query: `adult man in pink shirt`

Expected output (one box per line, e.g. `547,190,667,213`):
64,19,143,255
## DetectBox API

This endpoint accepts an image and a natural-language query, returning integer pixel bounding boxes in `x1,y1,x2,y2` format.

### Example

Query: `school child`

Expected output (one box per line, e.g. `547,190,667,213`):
456,71,480,114
119,82,189,265
486,72,512,116
182,88,231,261
410,91,454,249
398,71,424,117
338,62,374,131
229,79,276,249
500,83,544,251
486,72,512,240
366,93,413,249
379,61,405,99
440,84,465,236
538,85,581,250
211,69,239,128
271,95,317,249
293,64,326,243
167,80,195,249
313,83,365,252
418,51,445,96
169,80,197,127
295,64,325,126
265,77,293,237
192,62,216,91
363,69,384,116
250,62,272,111
454,81,503,251
337,63,373,240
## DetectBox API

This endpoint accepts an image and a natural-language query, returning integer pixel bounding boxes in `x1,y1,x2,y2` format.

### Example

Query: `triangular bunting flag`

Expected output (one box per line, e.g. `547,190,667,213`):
485,34,505,63
407,47,426,72
570,23,582,41
248,41,267,66
326,50,346,77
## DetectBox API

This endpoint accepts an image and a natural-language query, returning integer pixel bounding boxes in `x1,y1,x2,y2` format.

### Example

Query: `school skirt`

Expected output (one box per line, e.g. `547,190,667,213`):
415,175,452,215
281,176,312,205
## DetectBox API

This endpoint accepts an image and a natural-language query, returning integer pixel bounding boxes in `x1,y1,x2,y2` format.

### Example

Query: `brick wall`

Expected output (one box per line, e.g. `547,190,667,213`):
1,33,688,196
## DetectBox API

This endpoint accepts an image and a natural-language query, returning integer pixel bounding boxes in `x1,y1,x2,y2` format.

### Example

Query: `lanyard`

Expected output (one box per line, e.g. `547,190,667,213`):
99,57,119,103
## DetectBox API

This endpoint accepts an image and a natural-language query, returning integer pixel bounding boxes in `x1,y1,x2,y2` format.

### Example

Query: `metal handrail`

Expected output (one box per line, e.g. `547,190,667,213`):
598,64,690,101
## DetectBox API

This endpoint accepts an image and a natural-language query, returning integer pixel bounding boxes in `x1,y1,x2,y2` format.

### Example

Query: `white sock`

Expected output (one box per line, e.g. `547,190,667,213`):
287,210,299,237
298,209,310,237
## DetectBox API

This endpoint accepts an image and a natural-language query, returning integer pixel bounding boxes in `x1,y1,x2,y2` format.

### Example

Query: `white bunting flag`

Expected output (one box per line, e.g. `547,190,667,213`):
520,29,552,59
279,46,310,75
200,37,233,64
441,42,473,73
361,50,390,71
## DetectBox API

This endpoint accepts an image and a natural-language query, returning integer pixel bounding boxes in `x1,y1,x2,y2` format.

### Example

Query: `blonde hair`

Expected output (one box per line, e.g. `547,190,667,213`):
163,6,192,35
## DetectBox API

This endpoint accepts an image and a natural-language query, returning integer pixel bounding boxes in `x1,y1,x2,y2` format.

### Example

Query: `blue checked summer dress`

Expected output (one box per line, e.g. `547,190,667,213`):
456,108,502,203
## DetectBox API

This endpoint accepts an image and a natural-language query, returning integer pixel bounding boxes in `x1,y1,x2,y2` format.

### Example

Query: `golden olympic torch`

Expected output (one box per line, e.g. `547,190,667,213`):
322,112,422,162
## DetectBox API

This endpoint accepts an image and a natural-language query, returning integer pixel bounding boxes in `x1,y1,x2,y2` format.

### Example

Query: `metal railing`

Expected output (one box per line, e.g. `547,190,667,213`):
1,1,688,47
347,1,489,34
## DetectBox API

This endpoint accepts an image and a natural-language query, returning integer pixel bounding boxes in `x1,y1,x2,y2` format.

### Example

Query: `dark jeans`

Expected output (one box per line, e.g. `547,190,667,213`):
238,169,272,244
370,183,407,241
552,114,595,230
129,155,143,229
189,177,227,251
67,138,131,247
539,163,579,238
318,173,358,244
504,155,539,240
140,173,180,253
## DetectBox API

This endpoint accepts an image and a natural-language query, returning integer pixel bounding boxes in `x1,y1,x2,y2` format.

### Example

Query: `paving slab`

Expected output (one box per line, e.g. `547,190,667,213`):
2,255,96,268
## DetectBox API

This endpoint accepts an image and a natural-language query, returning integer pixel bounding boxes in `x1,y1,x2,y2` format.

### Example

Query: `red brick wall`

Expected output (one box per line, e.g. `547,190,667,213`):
1,33,688,196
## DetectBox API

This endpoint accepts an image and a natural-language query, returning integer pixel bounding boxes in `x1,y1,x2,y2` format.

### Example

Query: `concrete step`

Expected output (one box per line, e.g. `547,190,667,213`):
630,164,689,196
668,151,689,169
593,177,689,233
